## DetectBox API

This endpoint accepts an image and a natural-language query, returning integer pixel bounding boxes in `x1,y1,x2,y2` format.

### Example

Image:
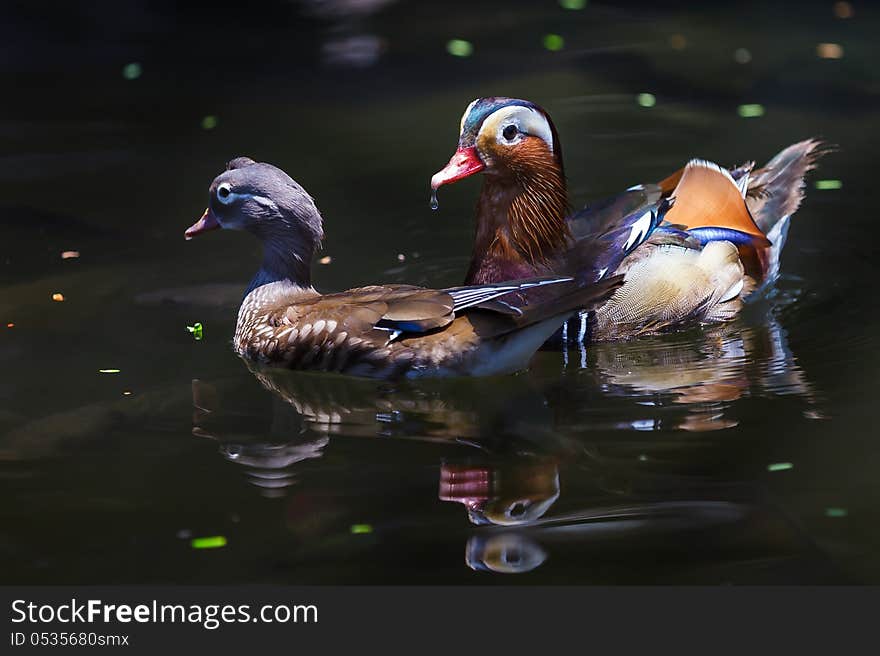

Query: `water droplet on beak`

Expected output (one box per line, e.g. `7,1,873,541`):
430,188,439,211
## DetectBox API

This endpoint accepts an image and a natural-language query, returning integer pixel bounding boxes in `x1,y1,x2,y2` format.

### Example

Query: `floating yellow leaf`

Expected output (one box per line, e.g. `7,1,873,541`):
817,43,844,59
833,2,853,19
669,34,687,50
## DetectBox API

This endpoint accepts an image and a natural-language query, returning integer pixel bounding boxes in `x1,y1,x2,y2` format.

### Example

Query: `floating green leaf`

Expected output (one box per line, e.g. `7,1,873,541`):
560,0,587,9
350,524,373,534
824,507,848,518
187,322,204,341
446,39,473,57
738,103,765,118
543,34,565,51
637,93,656,108
201,115,218,130
122,62,142,80
767,462,793,472
815,179,842,190
191,535,227,549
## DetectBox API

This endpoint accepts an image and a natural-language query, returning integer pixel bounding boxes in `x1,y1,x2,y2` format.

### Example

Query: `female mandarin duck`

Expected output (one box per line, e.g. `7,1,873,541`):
184,157,620,379
431,97,827,342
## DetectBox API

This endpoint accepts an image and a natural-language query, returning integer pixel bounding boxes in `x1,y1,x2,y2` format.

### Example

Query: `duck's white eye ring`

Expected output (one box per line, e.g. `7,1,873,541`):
217,183,234,204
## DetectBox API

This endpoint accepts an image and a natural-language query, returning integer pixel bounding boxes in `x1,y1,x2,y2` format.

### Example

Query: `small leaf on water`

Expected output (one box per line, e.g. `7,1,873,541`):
446,39,473,57
350,524,373,534
543,34,565,51
815,179,842,190
122,62,142,80
187,322,204,340
738,103,765,118
191,535,227,549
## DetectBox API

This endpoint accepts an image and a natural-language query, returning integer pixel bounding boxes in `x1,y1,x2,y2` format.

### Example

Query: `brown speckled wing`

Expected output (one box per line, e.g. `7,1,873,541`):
237,285,459,375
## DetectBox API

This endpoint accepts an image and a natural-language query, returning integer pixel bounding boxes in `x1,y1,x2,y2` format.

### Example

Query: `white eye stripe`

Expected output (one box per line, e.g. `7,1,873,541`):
459,98,479,135
216,186,276,210
477,106,554,151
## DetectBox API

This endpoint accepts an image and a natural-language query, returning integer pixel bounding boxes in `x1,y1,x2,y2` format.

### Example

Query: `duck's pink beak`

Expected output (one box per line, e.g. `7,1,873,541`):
185,207,220,240
431,146,484,189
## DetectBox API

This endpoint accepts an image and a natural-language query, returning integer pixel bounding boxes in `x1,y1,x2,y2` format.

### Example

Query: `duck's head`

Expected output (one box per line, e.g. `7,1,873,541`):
186,156,324,247
186,157,324,289
431,97,563,191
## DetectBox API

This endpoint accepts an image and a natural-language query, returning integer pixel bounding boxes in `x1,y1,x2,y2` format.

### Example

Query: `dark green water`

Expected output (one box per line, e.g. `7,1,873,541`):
2,0,878,583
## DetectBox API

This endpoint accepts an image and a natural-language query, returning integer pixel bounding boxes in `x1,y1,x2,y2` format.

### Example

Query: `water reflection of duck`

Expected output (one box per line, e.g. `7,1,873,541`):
439,461,560,526
192,379,329,497
529,306,817,433
441,455,827,576
190,361,830,578
592,312,813,405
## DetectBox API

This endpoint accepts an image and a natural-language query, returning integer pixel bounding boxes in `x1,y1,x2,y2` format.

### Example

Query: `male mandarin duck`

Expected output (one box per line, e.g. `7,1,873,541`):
431,97,828,342
184,157,621,379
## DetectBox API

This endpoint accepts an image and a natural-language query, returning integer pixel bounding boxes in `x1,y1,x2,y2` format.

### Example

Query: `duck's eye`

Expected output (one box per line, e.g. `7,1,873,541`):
502,124,518,141
217,183,233,204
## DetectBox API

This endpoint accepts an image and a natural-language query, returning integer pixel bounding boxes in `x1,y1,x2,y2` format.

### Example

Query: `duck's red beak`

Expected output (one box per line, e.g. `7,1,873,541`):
185,207,220,240
431,146,484,189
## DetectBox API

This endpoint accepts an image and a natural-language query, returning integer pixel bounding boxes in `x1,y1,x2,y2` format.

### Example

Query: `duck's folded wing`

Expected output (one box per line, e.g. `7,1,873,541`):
443,275,574,312
268,278,578,351
663,159,770,247
561,186,671,283
240,286,458,368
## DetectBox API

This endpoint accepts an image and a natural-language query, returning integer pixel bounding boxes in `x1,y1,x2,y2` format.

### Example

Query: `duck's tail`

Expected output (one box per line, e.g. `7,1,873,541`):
739,139,830,289
744,139,830,234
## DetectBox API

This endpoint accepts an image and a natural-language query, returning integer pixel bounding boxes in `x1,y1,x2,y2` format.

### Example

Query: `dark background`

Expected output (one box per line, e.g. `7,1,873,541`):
1,0,878,584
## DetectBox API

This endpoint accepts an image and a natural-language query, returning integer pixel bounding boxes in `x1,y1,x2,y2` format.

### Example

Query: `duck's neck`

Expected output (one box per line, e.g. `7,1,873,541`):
245,228,315,298
465,165,570,285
